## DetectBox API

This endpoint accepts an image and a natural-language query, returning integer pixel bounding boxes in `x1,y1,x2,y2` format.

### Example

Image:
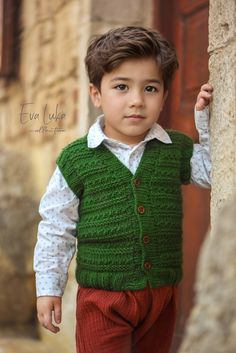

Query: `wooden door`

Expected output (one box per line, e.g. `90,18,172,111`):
153,1,210,352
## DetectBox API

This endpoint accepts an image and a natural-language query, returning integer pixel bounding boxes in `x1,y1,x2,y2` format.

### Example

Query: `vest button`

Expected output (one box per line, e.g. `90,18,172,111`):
133,178,141,186
143,235,150,244
144,261,152,270
137,205,145,214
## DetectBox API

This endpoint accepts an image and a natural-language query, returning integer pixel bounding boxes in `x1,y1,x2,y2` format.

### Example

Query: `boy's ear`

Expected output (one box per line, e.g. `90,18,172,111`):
89,84,102,108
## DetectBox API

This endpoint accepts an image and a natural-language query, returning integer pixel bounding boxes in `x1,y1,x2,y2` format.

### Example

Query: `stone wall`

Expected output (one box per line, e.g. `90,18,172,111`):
0,0,81,193
178,1,236,352
0,1,82,351
0,148,39,338
178,191,236,353
208,0,236,228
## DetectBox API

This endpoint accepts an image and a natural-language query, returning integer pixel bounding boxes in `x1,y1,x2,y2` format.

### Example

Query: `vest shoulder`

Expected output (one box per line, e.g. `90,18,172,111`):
165,129,193,146
60,135,88,153
56,135,89,164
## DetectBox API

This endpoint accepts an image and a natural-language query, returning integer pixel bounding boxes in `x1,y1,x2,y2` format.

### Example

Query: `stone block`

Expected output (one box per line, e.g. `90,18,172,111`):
54,1,80,80
37,0,54,22
21,0,38,32
56,78,79,129
209,45,236,224
90,0,152,24
20,26,40,87
39,20,55,44
40,42,56,87
7,90,25,140
0,103,10,143
179,192,236,353
209,0,236,52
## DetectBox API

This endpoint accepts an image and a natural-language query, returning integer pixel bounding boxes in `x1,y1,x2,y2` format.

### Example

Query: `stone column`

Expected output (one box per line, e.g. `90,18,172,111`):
208,0,236,228
178,1,236,352
178,191,236,353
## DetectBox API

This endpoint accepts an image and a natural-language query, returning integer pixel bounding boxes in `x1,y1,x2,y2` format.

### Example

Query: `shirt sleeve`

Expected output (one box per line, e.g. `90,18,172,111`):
190,107,212,188
33,166,79,297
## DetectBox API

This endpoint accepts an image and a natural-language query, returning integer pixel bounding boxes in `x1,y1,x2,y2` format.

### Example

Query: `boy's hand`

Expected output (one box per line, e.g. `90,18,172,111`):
195,83,213,111
37,296,62,334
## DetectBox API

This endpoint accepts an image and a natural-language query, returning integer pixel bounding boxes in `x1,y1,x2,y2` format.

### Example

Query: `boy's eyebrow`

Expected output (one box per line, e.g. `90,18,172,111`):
111,77,162,84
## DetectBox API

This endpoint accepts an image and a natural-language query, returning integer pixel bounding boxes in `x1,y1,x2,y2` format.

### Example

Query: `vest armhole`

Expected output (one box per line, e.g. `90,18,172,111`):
180,135,194,185
56,145,84,198
165,129,193,185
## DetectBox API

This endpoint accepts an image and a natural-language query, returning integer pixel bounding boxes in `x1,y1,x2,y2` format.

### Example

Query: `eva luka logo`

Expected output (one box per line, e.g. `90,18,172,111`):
19,102,67,134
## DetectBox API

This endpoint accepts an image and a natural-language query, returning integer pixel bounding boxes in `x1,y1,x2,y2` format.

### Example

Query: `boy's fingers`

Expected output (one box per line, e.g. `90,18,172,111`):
198,91,213,101
195,95,212,110
36,297,61,334
43,311,60,333
201,83,213,92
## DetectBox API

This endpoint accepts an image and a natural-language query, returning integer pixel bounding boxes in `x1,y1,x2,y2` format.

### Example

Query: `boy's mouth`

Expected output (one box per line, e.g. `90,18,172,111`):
126,115,145,120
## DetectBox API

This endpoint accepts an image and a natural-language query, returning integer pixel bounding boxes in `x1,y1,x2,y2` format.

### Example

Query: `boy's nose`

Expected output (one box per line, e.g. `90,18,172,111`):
129,91,144,107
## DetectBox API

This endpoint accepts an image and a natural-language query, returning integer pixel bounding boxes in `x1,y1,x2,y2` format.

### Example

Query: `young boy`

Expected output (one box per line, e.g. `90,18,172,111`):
34,26,213,353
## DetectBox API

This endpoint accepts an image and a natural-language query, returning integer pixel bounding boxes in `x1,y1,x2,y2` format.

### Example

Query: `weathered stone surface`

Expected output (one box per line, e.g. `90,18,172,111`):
178,193,236,353
0,148,39,326
209,44,236,227
209,0,236,52
91,0,152,24
0,338,52,353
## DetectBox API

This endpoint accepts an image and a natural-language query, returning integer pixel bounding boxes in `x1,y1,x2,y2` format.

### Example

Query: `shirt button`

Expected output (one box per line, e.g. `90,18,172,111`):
133,178,141,187
143,235,150,244
144,262,152,270
137,205,145,214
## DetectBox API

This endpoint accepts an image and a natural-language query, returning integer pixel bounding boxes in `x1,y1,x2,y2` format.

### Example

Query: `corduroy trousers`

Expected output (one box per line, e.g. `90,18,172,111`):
76,284,178,353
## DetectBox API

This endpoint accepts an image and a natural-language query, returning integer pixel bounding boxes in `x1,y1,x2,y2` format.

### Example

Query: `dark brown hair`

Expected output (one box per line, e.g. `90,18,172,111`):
85,26,179,92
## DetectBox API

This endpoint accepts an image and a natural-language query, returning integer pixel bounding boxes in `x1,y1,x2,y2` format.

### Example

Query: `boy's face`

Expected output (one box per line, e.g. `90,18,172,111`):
89,58,168,145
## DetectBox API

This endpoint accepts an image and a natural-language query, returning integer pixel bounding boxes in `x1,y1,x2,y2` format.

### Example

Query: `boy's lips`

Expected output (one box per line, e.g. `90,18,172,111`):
126,114,145,120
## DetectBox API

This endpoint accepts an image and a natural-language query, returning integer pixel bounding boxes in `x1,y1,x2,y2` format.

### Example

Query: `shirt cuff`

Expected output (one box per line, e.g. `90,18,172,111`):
194,106,209,129
35,273,68,297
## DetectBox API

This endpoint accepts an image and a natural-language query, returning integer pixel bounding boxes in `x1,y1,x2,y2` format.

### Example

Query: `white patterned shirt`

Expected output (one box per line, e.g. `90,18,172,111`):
34,108,211,297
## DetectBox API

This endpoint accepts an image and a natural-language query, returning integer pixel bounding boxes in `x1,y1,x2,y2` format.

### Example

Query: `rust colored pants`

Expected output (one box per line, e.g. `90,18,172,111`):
76,284,178,353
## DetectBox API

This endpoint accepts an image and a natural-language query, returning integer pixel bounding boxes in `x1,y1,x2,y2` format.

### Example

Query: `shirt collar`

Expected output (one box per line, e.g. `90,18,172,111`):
87,114,172,148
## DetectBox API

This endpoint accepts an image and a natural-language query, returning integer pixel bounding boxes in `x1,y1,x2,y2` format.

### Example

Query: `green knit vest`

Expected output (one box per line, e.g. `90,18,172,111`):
57,131,193,290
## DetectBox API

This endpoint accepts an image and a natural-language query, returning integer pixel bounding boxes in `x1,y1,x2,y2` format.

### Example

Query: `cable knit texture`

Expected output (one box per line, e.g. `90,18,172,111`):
56,131,193,290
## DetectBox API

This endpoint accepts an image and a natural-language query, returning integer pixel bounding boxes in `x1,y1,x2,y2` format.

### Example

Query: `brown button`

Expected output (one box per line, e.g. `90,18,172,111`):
144,262,152,270
137,205,145,214
143,235,150,244
133,178,141,187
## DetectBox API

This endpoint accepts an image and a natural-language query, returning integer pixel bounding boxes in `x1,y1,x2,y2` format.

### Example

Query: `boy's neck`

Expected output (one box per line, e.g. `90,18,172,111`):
103,128,149,146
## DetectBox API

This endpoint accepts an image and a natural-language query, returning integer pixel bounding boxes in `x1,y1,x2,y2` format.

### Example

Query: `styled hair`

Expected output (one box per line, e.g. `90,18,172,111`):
85,26,179,92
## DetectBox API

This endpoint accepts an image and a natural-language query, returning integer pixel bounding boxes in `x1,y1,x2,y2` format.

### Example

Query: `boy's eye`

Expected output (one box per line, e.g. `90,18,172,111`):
114,84,128,91
145,86,158,93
